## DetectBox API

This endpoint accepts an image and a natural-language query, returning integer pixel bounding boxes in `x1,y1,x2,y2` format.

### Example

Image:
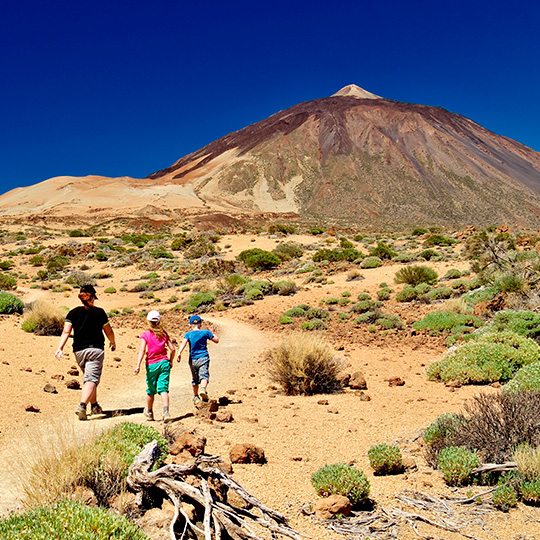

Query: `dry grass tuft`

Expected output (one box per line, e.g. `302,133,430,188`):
22,300,66,336
266,333,343,395
513,444,540,481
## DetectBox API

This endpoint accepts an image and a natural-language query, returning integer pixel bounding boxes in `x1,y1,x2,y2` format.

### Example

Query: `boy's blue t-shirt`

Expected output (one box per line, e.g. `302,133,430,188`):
185,329,214,360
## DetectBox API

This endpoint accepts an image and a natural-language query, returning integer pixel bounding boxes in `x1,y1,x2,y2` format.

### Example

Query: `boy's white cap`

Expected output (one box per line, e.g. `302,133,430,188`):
147,310,161,323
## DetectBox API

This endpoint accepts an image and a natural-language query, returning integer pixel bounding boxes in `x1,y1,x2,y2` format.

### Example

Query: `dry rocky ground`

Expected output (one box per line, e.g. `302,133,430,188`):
0,223,539,539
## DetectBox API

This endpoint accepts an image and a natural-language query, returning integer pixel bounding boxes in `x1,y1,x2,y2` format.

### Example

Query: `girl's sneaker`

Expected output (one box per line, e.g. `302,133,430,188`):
199,389,209,401
193,395,202,408
163,411,171,423
75,404,87,421
90,403,103,415
144,409,154,421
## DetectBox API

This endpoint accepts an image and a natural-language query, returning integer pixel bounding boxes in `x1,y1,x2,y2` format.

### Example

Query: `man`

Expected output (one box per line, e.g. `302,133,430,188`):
55,284,116,420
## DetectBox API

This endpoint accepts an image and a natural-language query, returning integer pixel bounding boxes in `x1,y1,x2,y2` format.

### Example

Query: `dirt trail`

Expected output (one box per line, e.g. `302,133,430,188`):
0,316,271,516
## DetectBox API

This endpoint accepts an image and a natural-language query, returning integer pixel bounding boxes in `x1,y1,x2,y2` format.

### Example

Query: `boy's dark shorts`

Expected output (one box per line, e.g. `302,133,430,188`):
189,356,210,385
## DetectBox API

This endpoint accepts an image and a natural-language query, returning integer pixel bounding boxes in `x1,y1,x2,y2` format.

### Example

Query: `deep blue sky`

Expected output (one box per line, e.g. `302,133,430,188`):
2,0,540,196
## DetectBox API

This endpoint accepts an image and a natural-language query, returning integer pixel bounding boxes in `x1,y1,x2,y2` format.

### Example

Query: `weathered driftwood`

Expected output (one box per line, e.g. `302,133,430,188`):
127,440,305,540
471,461,517,474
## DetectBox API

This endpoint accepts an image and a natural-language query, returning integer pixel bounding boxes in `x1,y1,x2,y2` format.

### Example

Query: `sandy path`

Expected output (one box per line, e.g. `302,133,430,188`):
0,316,271,515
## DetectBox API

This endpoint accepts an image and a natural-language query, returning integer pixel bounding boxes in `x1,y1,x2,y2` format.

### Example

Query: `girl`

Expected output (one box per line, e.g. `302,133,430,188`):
134,310,176,422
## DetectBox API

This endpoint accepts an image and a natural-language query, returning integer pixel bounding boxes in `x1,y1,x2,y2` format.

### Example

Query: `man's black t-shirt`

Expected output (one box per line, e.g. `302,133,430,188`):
66,305,109,352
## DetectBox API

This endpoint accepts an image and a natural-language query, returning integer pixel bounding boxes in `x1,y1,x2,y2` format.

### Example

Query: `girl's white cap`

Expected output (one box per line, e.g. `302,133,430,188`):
147,310,161,322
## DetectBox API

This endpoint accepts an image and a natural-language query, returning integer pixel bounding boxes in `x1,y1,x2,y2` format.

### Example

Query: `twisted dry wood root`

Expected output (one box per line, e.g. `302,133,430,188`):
127,440,305,540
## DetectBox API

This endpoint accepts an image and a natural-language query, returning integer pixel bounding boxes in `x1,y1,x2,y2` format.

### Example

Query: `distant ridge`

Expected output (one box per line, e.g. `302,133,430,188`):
2,85,540,229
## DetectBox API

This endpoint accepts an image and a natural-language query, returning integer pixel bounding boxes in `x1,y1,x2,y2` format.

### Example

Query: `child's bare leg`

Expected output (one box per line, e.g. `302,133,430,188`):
160,392,169,408
146,394,155,412
192,384,199,396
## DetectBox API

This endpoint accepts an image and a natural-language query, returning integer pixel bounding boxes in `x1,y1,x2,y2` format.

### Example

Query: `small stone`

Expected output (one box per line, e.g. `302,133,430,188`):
445,380,462,388
402,455,417,470
314,495,352,520
113,357,121,362
245,416,259,423
216,411,233,423
388,376,405,387
358,391,371,401
43,383,57,394
491,381,502,389
218,396,232,406
327,407,339,414
229,443,266,464
349,371,367,390
51,374,64,381
23,367,32,372
66,379,81,390
170,431,206,457
336,372,351,387
67,369,79,376
317,399,329,405
291,456,303,461
25,405,40,412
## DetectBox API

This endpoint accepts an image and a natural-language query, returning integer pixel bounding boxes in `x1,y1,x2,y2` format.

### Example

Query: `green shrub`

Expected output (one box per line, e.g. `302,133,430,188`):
309,227,325,235
65,271,94,288
368,444,403,475
306,307,330,320
170,235,191,250
268,223,296,235
279,315,293,324
68,229,91,237
183,291,215,313
491,485,518,511
350,299,382,313
311,463,370,505
238,248,280,270
376,314,404,329
520,480,540,505
490,310,540,341
0,292,23,314
426,286,453,300
29,255,44,266
150,247,174,259
0,272,16,290
417,248,439,260
302,319,328,331
413,310,483,334
47,256,70,272
337,312,350,322
95,252,108,261
266,334,342,395
376,288,391,301
423,413,464,467
241,280,273,296
272,242,304,261
412,228,429,236
437,446,480,486
273,280,298,295
184,241,218,259
396,287,418,302
0,260,14,270
505,362,540,392
494,273,525,293
22,300,65,336
104,287,116,294
424,234,456,246
0,499,148,540
395,265,438,286
461,286,499,307
443,269,463,280
368,242,396,260
427,331,540,384
282,306,307,318
360,256,382,269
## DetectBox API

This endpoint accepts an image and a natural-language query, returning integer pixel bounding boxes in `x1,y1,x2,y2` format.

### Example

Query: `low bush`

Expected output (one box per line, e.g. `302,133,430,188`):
311,463,370,505
238,248,280,271
417,248,439,260
395,265,438,286
490,310,540,341
266,334,342,395
368,242,396,260
376,288,391,301
182,291,215,313
461,286,499,308
0,499,148,540
424,234,456,247
491,485,518,511
282,306,307,318
423,413,464,467
350,299,383,314
520,480,540,505
360,256,382,269
505,362,540,392
395,287,418,302
21,300,65,336
0,272,16,290
272,242,304,261
273,280,298,295
513,443,540,482
413,311,483,345
65,271,94,288
29,255,44,266
426,286,453,300
306,307,330,320
0,292,24,314
104,287,116,294
47,256,70,272
346,269,364,281
368,444,403,475
437,446,480,486
302,319,328,331
427,331,540,384
443,269,463,280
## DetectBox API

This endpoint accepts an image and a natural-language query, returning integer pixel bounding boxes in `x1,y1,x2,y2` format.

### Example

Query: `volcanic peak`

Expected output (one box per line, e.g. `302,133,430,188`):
332,84,382,100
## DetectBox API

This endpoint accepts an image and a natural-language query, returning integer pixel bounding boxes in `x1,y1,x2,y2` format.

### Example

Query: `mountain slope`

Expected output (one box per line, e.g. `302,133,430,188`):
2,85,540,228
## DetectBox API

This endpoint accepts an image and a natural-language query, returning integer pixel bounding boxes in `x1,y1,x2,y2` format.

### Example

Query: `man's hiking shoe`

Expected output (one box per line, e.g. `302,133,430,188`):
193,395,202,408
90,403,103,415
163,411,171,423
144,409,154,421
75,404,87,421
199,389,209,402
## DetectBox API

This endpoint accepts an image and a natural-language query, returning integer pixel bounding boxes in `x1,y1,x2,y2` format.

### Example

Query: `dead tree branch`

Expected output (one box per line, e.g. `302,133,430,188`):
127,440,305,540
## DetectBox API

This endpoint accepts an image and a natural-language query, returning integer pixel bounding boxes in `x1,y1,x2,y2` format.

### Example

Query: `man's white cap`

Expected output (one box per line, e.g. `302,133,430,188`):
147,310,161,323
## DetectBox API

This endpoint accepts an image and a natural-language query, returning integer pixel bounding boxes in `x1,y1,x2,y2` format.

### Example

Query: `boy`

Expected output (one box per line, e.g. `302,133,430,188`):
178,315,219,406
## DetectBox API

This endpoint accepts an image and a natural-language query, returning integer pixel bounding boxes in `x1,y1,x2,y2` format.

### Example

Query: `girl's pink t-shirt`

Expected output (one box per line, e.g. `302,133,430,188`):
140,330,169,365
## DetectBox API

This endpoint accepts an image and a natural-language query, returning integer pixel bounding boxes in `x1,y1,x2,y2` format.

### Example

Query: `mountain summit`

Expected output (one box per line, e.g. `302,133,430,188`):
2,86,540,228
332,84,382,99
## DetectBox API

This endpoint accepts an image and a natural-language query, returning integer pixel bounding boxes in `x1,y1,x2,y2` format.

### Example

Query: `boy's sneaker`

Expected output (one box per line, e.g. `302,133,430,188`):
163,411,171,423
75,404,87,421
199,389,209,402
90,403,103,415
144,409,154,421
193,395,202,408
